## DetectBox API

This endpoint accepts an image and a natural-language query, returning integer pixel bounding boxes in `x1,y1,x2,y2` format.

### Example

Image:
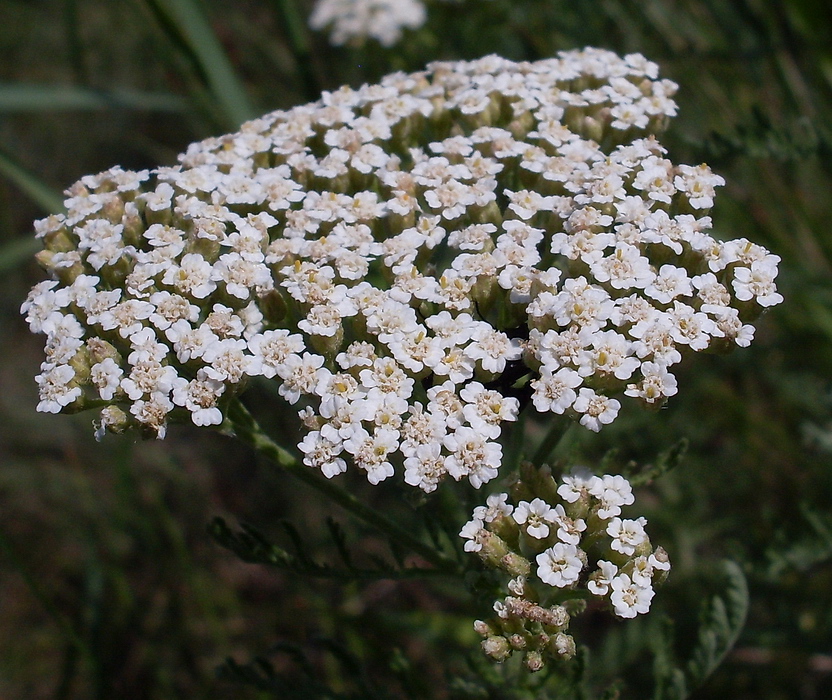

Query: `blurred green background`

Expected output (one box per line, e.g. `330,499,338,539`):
1,0,832,697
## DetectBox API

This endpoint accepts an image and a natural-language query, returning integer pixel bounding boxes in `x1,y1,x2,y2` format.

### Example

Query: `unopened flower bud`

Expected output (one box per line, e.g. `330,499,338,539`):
563,598,587,616
500,552,531,578
582,115,605,143
186,234,222,263
479,530,511,567
508,633,527,650
100,196,125,223
121,205,144,244
650,546,671,586
86,338,121,365
482,635,511,662
68,347,92,384
94,405,129,441
553,633,576,659
41,228,75,253
547,605,570,629
524,650,545,672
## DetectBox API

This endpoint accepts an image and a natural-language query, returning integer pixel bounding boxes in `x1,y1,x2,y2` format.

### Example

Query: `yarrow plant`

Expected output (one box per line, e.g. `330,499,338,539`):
462,462,669,671
21,47,781,673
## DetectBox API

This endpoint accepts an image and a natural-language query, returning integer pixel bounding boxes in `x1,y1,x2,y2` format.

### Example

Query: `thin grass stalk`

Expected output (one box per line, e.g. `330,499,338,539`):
143,0,256,128
269,0,322,101
0,528,100,681
0,146,65,214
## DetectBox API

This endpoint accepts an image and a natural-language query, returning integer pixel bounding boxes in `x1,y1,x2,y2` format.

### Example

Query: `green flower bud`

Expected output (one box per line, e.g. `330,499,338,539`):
524,650,544,672
481,635,511,663
553,633,576,659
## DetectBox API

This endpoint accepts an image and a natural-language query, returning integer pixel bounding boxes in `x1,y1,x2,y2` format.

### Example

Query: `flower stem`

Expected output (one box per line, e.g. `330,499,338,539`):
224,398,460,573
532,417,574,465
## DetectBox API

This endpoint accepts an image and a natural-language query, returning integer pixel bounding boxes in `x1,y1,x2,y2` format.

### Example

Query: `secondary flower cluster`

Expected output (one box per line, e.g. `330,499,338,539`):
22,49,781,491
309,0,494,47
310,0,428,47
463,464,669,670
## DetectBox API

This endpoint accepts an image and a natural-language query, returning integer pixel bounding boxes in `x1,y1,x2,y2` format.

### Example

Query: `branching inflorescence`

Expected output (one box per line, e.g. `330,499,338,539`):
462,463,670,670
22,46,782,673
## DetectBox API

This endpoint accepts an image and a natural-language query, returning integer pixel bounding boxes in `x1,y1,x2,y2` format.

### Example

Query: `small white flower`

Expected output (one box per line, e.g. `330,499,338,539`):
482,493,514,522
299,430,348,478
90,358,123,401
610,574,655,618
536,543,583,588
558,467,602,504
572,388,620,432
130,391,174,438
607,516,648,556
732,260,784,307
443,426,501,488
35,364,82,413
459,518,486,553
513,498,558,539
171,371,226,426
403,442,447,493
587,560,618,596
530,367,582,414
162,253,217,299
464,328,523,375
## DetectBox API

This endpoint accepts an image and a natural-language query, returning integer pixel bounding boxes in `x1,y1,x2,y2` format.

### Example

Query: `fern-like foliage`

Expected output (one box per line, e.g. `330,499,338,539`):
207,516,452,581
622,439,688,487
216,640,396,699
764,503,832,578
652,561,749,700
448,645,592,700
697,108,825,163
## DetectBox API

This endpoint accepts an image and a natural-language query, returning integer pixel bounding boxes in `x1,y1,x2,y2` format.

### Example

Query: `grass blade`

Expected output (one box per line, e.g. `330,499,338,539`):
0,146,63,273
268,0,321,101
0,84,188,112
0,236,40,274
0,146,64,214
143,0,256,128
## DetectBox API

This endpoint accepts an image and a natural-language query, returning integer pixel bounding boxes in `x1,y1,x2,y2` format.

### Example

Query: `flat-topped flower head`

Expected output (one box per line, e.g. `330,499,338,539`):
24,49,780,484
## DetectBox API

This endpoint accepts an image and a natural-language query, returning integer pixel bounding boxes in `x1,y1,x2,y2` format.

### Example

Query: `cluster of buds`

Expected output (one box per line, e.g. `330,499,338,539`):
461,463,669,670
22,49,780,490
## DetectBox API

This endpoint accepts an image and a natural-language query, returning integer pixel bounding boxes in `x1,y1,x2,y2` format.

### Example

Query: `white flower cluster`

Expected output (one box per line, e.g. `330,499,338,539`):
22,49,780,490
461,468,668,619
309,0,427,47
464,467,668,669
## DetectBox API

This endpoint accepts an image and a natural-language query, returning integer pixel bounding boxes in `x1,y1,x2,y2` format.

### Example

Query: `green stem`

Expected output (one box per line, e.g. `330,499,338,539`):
224,398,460,573
285,565,457,580
532,417,573,465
